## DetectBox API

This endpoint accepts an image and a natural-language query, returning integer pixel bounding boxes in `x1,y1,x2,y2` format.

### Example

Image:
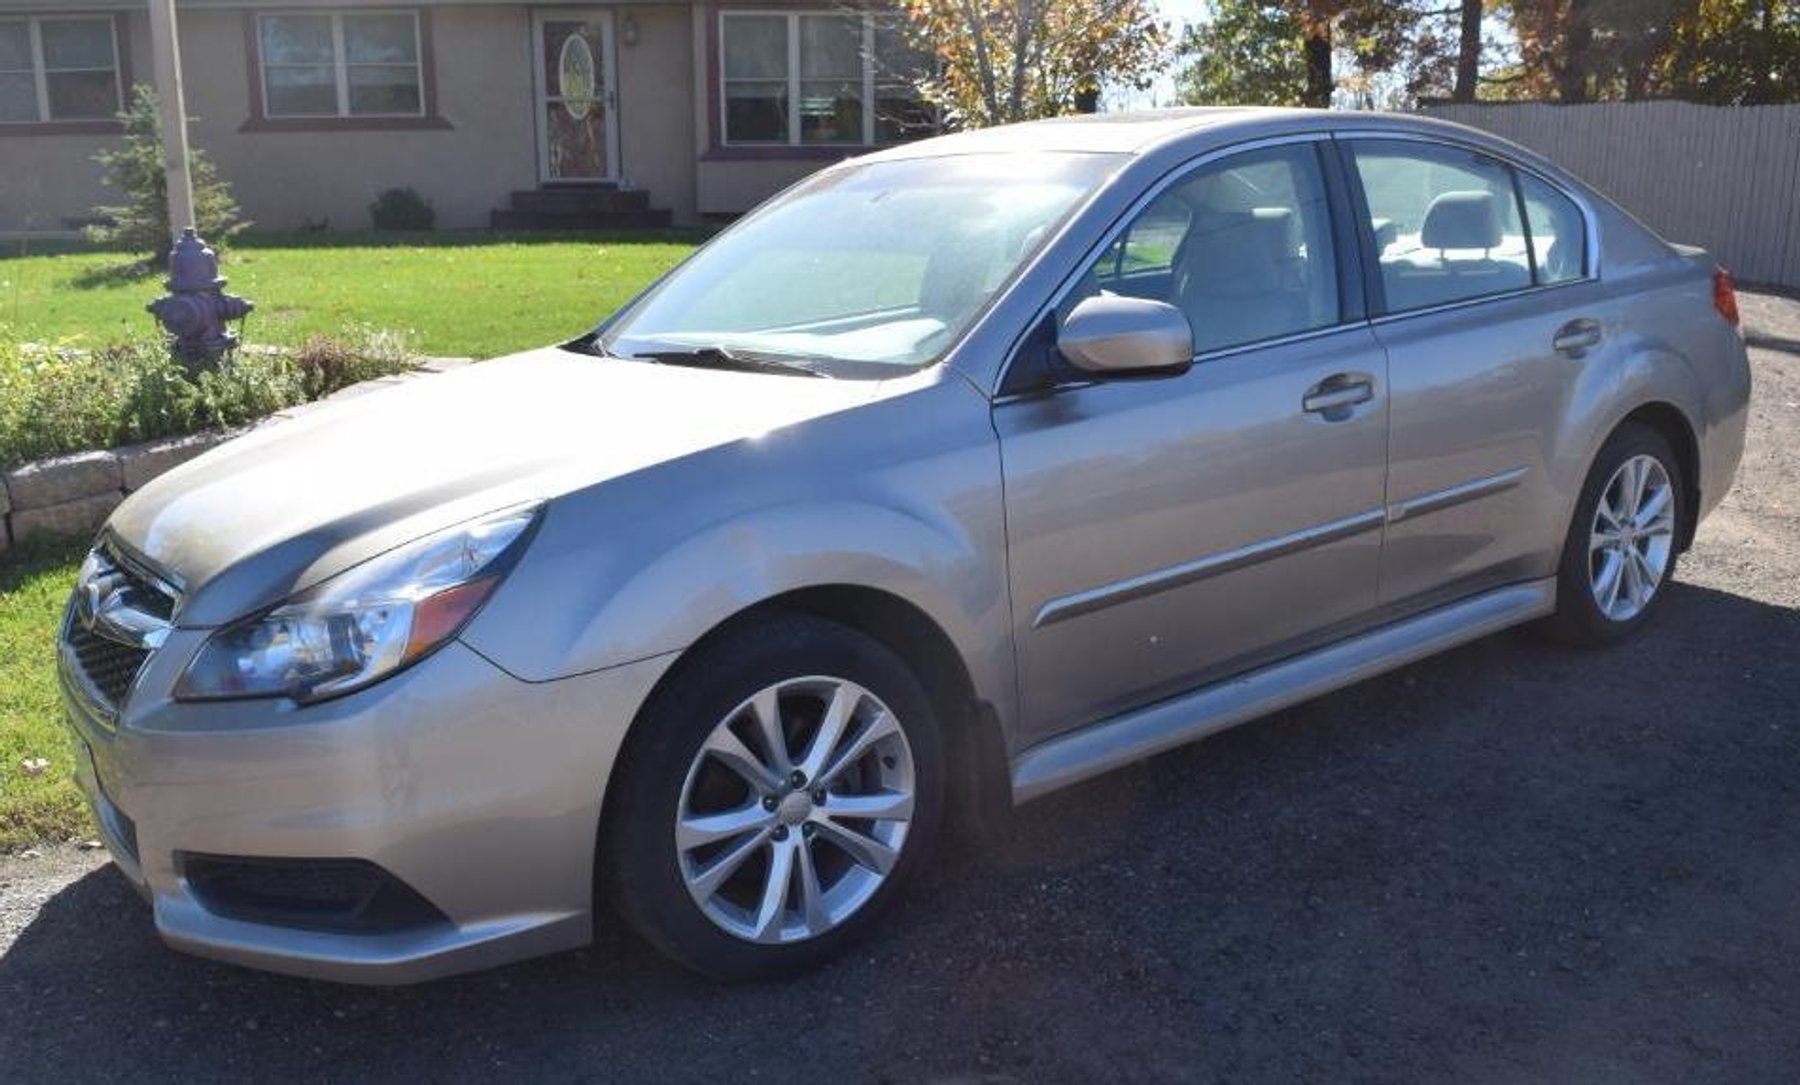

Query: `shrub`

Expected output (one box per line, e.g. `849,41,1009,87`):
369,187,436,231
84,86,247,262
0,329,418,469
293,325,419,398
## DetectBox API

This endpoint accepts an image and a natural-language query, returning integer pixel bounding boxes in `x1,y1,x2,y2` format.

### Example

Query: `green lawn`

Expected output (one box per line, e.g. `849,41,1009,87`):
0,538,90,851
0,230,706,360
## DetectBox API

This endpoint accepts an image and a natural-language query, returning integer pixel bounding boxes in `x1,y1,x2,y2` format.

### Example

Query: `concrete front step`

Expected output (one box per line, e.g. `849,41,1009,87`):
490,207,674,230
509,187,653,214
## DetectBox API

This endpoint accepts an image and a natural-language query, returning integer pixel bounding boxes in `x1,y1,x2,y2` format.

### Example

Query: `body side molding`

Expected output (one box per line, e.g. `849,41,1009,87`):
1386,466,1530,525
1032,508,1387,629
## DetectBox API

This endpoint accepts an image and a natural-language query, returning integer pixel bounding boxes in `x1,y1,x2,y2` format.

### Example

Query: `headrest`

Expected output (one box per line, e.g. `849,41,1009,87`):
1178,211,1287,296
1420,190,1502,250
1250,206,1296,249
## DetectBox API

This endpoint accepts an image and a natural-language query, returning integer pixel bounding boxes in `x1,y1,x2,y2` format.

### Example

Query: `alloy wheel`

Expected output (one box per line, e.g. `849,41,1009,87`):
1588,453,1675,622
676,676,916,944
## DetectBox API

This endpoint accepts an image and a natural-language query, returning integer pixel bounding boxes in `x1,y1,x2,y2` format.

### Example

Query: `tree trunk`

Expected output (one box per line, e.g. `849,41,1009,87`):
1303,23,1332,107
1557,0,1593,103
1453,0,1482,102
1752,0,1776,104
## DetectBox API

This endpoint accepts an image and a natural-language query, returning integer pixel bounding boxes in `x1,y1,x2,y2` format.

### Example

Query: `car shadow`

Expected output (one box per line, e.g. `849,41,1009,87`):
1745,331,1800,358
5,579,1800,1082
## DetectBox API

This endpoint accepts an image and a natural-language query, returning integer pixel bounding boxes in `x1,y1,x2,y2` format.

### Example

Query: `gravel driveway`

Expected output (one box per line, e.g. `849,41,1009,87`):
4,293,1799,1084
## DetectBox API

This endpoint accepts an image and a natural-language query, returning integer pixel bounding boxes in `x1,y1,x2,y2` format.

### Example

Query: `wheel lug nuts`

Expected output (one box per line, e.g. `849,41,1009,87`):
789,770,807,787
773,826,789,841
762,796,777,811
802,824,815,838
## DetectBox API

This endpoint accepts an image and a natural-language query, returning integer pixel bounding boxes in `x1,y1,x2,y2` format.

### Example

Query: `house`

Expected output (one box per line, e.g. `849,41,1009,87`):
0,1,935,235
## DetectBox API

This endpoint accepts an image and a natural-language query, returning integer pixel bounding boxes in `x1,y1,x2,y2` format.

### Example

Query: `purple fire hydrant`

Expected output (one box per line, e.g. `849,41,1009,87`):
147,229,254,367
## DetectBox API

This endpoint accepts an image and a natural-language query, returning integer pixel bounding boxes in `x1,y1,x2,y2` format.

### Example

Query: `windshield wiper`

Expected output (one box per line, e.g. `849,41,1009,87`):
631,345,830,379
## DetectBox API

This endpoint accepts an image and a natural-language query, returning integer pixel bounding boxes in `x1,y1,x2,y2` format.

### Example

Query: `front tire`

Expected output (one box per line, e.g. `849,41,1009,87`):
603,614,944,980
1542,422,1685,645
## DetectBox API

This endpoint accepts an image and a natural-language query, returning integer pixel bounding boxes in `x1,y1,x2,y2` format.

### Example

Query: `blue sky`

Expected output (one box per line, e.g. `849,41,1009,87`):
1131,0,1210,107
1160,0,1211,32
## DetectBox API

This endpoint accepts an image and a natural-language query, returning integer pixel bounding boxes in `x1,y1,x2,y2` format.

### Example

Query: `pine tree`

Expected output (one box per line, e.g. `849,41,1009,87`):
85,84,248,263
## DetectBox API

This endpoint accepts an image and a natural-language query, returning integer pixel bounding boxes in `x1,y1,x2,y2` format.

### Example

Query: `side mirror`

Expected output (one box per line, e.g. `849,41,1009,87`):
1056,295,1193,377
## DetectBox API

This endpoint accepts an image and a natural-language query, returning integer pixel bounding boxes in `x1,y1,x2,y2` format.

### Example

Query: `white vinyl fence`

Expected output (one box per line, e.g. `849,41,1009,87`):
1421,101,1800,288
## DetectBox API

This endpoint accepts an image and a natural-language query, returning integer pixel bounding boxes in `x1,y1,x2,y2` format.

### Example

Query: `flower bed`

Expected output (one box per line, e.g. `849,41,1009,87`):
0,328,425,555
0,327,417,468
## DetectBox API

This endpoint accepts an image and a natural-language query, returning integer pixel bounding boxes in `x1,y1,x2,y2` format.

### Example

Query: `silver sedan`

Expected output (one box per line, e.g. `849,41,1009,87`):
60,108,1749,983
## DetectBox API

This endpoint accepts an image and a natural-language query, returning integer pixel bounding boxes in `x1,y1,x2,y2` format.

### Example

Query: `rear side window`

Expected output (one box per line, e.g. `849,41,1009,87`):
1071,143,1339,354
1348,141,1530,313
1519,172,1586,284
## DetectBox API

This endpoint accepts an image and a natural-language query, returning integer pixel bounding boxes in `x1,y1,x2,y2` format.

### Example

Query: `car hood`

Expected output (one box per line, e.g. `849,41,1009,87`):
110,348,886,627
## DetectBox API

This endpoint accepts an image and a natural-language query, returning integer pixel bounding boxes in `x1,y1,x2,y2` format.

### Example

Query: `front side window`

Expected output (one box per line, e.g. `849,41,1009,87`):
1072,144,1340,355
259,11,423,118
721,12,932,146
1349,141,1532,313
602,153,1120,373
0,16,121,124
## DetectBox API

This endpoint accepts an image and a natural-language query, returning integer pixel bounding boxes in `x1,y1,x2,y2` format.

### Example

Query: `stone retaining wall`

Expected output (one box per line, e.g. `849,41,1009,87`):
0,432,230,555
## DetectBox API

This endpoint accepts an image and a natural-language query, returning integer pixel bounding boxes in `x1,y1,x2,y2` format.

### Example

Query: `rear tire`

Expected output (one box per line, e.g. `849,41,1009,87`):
603,613,943,981
1541,422,1685,646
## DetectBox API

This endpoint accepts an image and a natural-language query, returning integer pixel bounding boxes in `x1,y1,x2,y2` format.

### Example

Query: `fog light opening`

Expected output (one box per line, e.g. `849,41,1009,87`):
176,853,451,935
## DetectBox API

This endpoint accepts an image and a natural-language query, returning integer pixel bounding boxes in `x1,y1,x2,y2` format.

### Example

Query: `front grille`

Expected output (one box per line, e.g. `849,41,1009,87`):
61,541,179,716
66,622,152,708
107,549,176,622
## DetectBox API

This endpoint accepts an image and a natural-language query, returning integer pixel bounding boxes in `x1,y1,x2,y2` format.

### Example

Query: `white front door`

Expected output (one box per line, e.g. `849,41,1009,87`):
532,10,619,183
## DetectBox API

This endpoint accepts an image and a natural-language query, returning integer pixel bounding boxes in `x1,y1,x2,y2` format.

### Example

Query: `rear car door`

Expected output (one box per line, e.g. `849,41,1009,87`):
1339,136,1605,610
995,138,1392,745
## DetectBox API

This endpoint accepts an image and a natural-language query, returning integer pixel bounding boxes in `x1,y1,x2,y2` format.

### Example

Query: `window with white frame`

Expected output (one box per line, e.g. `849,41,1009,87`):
257,11,423,118
721,12,933,146
0,16,122,125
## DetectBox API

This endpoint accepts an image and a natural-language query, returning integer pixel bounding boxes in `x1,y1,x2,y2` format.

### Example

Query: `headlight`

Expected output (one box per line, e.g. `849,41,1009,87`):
176,504,541,703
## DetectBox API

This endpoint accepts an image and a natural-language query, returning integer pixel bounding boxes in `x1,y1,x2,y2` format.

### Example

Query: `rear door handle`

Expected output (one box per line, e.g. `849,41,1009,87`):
1303,374,1375,416
1553,318,1603,358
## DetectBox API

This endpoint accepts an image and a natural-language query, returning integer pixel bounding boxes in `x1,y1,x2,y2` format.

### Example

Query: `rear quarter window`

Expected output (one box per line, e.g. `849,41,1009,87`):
1519,172,1587,285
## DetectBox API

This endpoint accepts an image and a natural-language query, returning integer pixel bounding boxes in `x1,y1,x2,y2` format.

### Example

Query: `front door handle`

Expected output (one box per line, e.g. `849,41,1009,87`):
1553,318,1603,358
1303,374,1375,417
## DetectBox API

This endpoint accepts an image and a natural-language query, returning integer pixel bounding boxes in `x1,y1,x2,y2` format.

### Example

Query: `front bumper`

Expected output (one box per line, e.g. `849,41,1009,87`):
62,634,675,985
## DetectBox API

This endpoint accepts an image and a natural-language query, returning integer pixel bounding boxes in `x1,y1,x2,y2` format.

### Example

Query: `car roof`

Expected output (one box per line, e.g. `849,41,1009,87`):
860,107,1506,162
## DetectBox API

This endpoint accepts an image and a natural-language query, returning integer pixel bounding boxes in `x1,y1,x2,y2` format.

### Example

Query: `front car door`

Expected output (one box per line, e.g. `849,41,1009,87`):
1338,136,1603,610
996,138,1392,745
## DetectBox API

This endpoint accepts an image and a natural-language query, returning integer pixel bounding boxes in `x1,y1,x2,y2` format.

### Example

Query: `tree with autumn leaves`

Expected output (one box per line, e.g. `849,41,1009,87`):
1178,0,1799,110
1499,0,1799,104
895,0,1170,127
1180,0,1490,109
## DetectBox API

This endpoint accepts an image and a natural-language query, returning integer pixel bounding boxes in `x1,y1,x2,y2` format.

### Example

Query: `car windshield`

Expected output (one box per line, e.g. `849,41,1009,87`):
599,152,1121,375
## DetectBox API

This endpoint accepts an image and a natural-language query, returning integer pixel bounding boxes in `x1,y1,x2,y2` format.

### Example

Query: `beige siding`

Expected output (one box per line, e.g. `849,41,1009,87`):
0,128,123,236
184,7,537,231
616,5,696,224
1422,101,1800,288
0,12,151,234
695,160,820,216
3,4,709,236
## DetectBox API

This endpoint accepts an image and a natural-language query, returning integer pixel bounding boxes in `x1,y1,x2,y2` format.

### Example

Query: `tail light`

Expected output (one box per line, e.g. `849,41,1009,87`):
1713,265,1740,328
